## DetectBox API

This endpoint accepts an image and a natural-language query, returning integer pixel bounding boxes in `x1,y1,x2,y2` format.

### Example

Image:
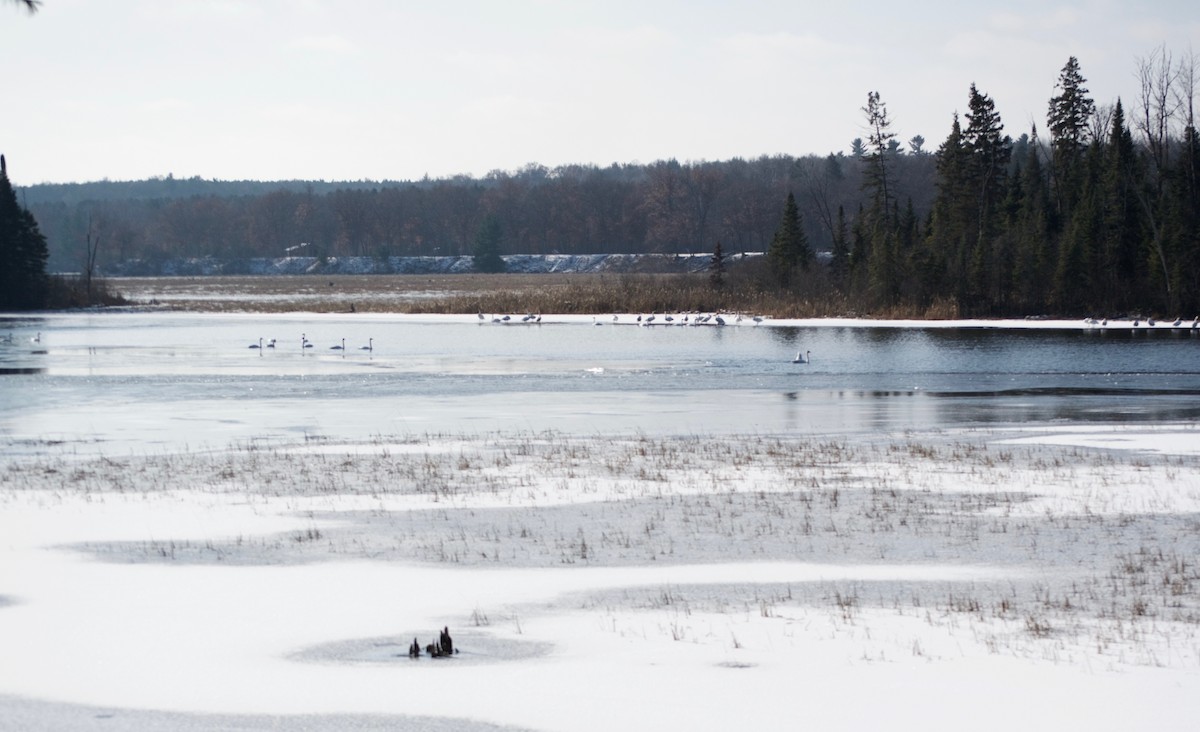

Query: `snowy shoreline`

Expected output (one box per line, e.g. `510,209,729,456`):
2,426,1199,730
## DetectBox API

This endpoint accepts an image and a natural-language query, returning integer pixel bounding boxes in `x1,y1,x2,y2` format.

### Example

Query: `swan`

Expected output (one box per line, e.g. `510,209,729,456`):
331,338,345,351
249,338,263,349
360,338,373,351
752,316,764,324
792,350,810,364
714,315,726,326
266,338,276,348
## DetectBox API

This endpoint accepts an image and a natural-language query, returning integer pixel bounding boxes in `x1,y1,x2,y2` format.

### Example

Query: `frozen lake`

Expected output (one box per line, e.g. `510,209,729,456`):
2,310,1199,454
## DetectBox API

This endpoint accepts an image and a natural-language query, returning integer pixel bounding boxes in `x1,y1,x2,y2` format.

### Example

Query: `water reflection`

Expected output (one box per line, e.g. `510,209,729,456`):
2,312,1199,454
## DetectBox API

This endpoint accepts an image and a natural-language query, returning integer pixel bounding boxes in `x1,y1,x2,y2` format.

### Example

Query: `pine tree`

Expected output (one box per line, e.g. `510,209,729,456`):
1097,99,1144,310
0,155,50,310
926,113,972,303
709,240,726,290
472,215,505,273
766,192,811,285
1047,57,1096,219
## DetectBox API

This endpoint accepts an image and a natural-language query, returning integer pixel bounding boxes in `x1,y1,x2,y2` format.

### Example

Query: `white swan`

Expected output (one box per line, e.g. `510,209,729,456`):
249,338,263,349
360,338,373,351
792,350,810,364
331,338,345,351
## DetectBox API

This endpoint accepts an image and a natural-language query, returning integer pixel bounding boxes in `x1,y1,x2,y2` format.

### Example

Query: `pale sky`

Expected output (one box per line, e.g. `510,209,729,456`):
2,0,1197,184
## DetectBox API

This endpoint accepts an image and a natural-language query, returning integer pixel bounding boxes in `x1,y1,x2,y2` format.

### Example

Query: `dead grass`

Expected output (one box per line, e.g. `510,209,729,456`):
108,272,939,319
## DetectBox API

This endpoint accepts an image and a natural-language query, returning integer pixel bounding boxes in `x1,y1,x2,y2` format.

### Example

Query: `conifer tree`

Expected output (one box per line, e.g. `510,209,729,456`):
1098,99,1144,310
766,192,811,285
709,240,726,290
1048,57,1096,219
472,215,505,273
0,155,50,310
1008,129,1054,312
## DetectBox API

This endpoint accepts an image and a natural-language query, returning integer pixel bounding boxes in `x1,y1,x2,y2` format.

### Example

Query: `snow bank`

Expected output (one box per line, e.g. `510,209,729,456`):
101,252,728,277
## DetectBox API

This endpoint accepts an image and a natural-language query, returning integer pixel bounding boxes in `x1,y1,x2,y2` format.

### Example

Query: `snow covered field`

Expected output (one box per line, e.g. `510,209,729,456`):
2,424,1199,731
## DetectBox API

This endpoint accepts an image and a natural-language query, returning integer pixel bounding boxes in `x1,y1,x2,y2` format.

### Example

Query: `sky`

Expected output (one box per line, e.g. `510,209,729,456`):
2,0,1197,185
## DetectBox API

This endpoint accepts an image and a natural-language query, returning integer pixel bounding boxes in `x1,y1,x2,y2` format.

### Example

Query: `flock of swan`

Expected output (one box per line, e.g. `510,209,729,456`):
1084,315,1200,331
477,311,770,327
239,315,815,364
247,333,373,352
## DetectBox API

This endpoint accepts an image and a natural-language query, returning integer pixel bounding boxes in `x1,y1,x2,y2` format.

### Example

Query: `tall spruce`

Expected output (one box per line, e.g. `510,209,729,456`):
766,192,811,285
1009,127,1054,312
1098,99,1144,310
861,91,900,305
1047,57,1096,220
0,155,50,310
472,215,506,273
962,85,1012,310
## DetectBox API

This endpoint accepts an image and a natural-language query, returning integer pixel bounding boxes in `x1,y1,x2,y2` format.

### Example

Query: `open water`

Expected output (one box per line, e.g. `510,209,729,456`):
1,311,1198,455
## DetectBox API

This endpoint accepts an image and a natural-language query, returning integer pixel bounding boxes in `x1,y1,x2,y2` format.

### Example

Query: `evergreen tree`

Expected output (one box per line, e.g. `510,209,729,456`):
1097,99,1144,310
472,215,505,273
861,91,900,306
1010,127,1054,312
1047,57,1096,219
962,85,1013,310
709,240,726,290
766,192,812,285
0,155,50,310
926,113,972,303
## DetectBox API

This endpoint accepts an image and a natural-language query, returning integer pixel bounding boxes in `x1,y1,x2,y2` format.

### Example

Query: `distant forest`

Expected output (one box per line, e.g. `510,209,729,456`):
19,50,1200,317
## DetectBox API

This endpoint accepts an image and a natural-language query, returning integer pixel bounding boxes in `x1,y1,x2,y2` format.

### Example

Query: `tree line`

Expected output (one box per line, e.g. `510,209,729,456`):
16,49,1200,317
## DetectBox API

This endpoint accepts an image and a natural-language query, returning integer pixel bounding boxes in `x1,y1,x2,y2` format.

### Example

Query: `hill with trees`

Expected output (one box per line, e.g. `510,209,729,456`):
14,50,1200,318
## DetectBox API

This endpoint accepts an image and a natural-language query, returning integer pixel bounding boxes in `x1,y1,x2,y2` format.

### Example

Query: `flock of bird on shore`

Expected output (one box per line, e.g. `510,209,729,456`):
1084,315,1200,331
238,312,817,361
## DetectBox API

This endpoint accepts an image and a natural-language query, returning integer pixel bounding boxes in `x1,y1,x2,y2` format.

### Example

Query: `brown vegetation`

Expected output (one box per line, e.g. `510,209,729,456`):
110,268,960,319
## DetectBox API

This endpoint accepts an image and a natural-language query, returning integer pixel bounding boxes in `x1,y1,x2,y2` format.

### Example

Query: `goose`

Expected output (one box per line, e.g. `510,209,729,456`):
792,351,810,364
266,338,276,349
302,333,314,349
360,338,373,351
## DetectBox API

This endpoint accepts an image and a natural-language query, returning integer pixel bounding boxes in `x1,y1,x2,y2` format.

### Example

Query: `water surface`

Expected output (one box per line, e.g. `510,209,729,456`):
2,312,1198,455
